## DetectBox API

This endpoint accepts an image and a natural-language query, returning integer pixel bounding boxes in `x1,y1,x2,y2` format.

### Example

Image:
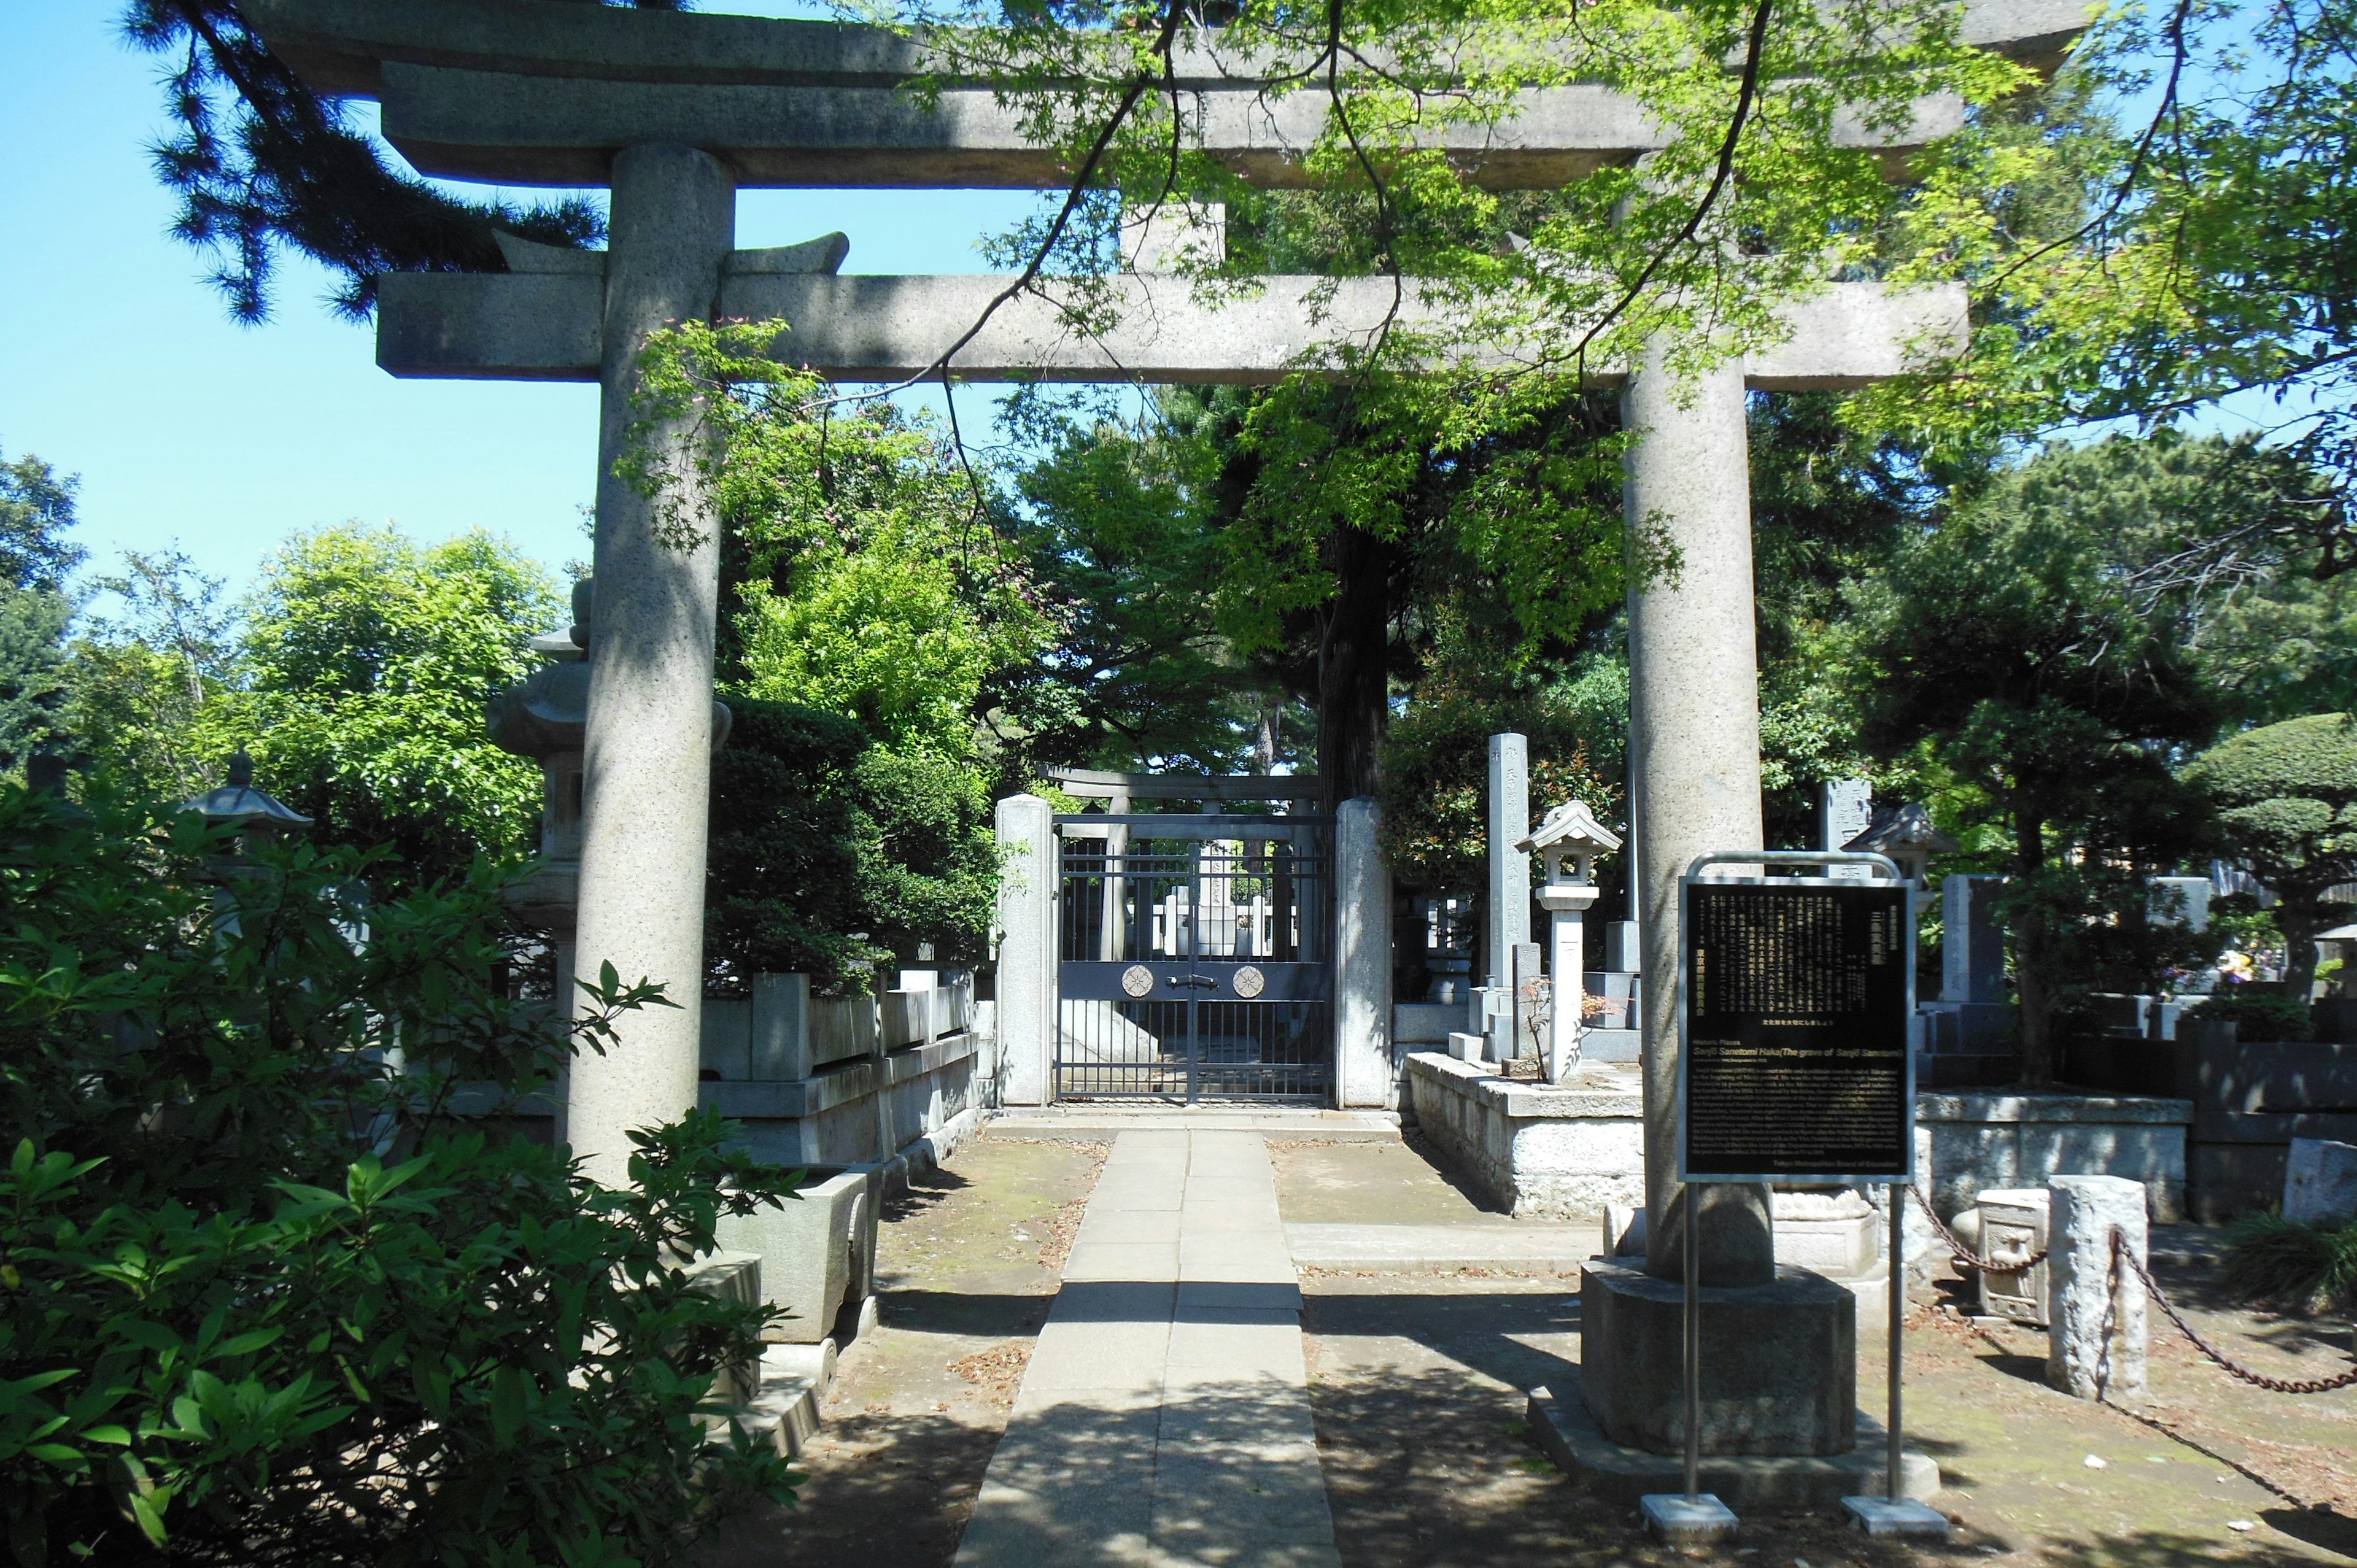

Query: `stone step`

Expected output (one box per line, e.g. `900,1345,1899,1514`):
986,1107,1400,1140
1284,1222,1592,1272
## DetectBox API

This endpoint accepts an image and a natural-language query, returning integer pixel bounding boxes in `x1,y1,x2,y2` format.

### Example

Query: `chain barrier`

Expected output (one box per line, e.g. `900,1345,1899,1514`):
2110,1230,2357,1396
1906,1184,2051,1273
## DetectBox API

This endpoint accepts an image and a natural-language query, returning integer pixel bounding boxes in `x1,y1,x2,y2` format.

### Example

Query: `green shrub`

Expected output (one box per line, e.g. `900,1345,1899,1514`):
706,698,997,992
2218,1213,2357,1314
0,780,799,1566
2194,987,2315,1042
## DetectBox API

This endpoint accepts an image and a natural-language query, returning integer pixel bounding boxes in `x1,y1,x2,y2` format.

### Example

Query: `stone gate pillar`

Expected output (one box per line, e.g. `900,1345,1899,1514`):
1335,796,1394,1108
1622,354,1773,1285
995,794,1058,1106
568,143,737,1186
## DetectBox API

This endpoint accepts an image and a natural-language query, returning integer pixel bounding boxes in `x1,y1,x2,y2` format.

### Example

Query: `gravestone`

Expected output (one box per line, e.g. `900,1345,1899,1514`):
2283,1137,2357,1224
1819,779,1873,882
1488,733,1532,986
2148,876,2212,932
1941,875,2006,1003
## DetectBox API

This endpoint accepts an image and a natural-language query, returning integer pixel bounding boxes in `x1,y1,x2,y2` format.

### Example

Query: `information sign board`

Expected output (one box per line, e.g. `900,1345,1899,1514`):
1677,875,1915,1184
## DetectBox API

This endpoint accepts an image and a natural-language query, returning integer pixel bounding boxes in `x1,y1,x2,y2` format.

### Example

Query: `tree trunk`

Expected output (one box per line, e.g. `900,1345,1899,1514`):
2013,813,2054,1089
1318,523,1391,815
2279,900,2323,998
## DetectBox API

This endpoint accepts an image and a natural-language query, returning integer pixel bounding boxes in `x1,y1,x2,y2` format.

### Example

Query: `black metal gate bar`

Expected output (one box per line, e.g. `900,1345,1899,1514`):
1055,815,1333,1102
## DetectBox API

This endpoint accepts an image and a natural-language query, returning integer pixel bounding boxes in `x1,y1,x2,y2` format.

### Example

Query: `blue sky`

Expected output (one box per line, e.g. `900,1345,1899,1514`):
0,4,1040,600
0,3,2295,608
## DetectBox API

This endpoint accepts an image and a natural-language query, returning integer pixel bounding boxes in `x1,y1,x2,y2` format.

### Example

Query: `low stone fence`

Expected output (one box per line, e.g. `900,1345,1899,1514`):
700,970,989,1168
1404,1051,1643,1219
1407,1058,2192,1230
1919,1091,2190,1222
455,968,993,1172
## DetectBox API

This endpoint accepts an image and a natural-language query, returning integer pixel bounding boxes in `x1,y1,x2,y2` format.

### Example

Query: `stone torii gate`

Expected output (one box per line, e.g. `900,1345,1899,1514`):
250,0,2072,1346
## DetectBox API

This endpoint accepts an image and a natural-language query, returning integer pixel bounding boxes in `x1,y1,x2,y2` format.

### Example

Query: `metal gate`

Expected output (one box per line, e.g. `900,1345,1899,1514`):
1055,813,1333,1101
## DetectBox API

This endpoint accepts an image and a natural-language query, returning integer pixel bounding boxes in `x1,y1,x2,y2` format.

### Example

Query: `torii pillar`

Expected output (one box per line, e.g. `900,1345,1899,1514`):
1624,354,1773,1285
568,144,735,1186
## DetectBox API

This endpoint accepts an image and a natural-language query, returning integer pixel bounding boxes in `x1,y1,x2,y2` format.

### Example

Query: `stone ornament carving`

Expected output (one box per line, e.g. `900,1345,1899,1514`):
1232,965,1266,999
1121,964,1155,998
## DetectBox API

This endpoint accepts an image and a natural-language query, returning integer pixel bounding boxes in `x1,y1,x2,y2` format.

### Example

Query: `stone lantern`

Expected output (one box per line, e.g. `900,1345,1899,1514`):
1841,802,1956,914
179,752,319,933
488,577,730,1005
1515,798,1622,1081
181,751,314,843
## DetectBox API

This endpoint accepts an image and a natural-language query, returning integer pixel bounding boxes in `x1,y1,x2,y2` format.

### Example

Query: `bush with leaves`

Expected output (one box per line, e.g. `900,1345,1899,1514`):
2192,987,2316,1046
706,700,999,992
2218,1213,2357,1315
0,780,799,1567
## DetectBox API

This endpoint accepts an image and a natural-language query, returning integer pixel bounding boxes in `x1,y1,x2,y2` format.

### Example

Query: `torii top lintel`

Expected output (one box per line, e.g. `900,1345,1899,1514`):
247,0,2086,190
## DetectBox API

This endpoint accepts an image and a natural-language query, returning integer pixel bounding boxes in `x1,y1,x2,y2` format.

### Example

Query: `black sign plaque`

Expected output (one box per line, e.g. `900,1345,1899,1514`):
1678,877,1915,1184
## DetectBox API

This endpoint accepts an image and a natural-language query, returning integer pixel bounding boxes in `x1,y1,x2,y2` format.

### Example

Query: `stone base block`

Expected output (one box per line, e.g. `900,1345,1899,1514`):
1642,1494,1739,1543
1529,1388,1940,1510
1843,1497,1953,1537
1579,1259,1857,1456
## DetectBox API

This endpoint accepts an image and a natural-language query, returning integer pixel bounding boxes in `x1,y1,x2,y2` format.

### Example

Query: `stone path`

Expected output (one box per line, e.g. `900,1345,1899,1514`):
953,1129,1340,1568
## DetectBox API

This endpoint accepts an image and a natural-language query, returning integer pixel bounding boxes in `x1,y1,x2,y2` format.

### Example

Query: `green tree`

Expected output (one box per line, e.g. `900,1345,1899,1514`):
1868,0,2357,532
0,448,86,773
2185,714,2357,996
627,328,1035,982
63,549,239,802
237,523,558,889
1855,439,2223,1083
705,700,999,989
999,388,1274,773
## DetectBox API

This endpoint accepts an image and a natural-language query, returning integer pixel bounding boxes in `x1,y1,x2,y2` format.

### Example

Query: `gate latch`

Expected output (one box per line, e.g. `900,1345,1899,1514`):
1165,974,1218,990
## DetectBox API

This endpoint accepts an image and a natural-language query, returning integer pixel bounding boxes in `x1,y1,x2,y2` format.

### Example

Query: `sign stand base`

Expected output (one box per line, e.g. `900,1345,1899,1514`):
1643,1494,1740,1544
1840,1497,1951,1538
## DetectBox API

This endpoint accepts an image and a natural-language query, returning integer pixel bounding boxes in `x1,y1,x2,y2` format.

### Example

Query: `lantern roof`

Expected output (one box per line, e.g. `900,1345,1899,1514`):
182,752,314,834
1840,802,1957,858
1515,798,1622,857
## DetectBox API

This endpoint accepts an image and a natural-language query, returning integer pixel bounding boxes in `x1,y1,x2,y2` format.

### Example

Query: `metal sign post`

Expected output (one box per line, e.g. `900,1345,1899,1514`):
1641,850,1948,1541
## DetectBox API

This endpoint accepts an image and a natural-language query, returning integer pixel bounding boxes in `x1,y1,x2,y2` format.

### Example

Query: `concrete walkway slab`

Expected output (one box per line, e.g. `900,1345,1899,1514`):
953,1129,1342,1568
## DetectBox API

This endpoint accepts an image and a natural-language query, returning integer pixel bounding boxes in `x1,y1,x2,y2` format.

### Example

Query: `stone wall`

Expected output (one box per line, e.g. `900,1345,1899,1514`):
2187,1040,2357,1220
454,969,985,1168
1404,1051,1644,1219
1919,1092,2191,1222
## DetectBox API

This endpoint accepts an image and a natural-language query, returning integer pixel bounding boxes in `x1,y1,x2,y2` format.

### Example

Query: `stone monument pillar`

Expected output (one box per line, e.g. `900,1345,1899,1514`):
1487,733,1531,987
568,143,737,1186
1622,355,1773,1284
1819,778,1873,881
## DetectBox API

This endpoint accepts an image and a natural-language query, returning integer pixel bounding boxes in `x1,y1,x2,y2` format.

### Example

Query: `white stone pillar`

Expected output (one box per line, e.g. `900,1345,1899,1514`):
2046,1175,2148,1399
1624,354,1773,1285
568,143,735,1186
1487,733,1530,987
1335,797,1394,1108
1100,785,1130,960
994,794,1058,1106
1543,902,1587,1080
